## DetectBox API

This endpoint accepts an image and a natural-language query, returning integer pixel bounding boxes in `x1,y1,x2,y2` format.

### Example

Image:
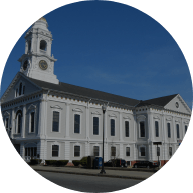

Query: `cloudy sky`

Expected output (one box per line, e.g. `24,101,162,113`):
1,1,192,108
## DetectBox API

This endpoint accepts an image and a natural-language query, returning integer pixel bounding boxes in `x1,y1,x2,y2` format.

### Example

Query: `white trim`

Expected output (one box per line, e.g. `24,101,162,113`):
73,111,82,134
73,143,81,158
51,143,60,158
92,114,100,136
139,145,146,157
50,105,63,110
51,109,61,133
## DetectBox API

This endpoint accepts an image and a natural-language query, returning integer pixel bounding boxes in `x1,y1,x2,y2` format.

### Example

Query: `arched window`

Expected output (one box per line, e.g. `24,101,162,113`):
40,40,47,51
19,82,22,96
16,110,22,134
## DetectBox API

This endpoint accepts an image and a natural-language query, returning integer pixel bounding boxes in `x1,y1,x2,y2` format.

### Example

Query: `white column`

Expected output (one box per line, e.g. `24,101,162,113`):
65,103,70,138
85,105,89,139
161,114,165,162
119,112,123,141
20,142,25,159
38,99,45,137
133,114,137,142
119,144,123,159
134,144,137,161
21,104,26,138
11,109,15,138
65,141,70,162
172,116,176,142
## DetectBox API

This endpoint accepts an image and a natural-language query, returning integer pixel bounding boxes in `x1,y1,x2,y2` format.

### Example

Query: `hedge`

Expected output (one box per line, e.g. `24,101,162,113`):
29,159,42,165
80,156,87,166
45,160,69,166
72,160,81,166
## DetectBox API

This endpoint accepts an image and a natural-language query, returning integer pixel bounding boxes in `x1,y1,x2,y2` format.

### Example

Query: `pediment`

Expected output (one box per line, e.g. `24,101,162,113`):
50,105,63,110
91,111,101,115
109,113,117,118
123,116,131,120
153,115,160,120
0,72,42,104
137,115,146,120
3,111,10,117
72,108,83,113
28,104,37,111
164,94,191,114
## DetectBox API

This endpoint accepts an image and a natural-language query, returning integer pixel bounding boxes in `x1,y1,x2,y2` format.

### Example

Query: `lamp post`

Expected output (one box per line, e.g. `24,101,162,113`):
100,104,107,174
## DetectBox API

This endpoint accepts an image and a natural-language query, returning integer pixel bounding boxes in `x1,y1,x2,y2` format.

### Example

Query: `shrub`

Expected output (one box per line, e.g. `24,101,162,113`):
45,160,68,166
29,159,42,165
80,156,87,166
72,160,81,166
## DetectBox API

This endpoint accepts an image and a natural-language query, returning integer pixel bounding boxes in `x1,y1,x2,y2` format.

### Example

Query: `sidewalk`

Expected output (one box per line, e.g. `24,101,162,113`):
31,165,155,180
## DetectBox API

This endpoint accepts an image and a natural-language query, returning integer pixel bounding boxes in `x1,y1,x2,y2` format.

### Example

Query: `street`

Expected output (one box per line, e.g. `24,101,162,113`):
37,171,142,192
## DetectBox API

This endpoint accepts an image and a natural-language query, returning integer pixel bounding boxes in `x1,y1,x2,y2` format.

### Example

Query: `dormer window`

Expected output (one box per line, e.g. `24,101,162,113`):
40,40,47,51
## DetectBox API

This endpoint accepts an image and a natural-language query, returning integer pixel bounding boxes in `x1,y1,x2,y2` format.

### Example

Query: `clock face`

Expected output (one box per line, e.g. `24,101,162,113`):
23,60,28,71
39,60,48,70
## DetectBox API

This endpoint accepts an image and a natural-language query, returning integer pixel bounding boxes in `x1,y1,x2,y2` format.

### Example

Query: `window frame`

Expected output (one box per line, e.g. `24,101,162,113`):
52,110,60,132
167,122,171,138
176,124,180,139
155,121,159,137
139,121,145,138
93,146,100,157
52,145,59,157
125,121,129,137
93,117,99,135
111,146,116,157
110,119,115,136
126,146,130,156
74,145,80,157
139,146,146,157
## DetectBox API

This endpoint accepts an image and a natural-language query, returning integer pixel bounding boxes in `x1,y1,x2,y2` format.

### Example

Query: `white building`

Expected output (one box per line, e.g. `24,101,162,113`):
1,17,191,166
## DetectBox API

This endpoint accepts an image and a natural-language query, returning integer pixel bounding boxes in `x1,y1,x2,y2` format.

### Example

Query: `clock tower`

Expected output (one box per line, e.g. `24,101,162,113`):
18,17,59,84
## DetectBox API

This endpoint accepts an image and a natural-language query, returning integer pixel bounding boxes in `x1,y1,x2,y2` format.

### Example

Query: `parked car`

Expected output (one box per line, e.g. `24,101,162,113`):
133,161,159,168
104,159,127,167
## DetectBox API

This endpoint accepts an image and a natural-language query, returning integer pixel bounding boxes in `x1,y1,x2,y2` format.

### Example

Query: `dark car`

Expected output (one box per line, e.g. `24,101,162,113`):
104,159,127,167
133,161,159,168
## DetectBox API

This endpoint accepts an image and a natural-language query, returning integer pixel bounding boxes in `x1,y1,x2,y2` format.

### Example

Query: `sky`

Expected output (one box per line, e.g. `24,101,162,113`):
0,1,192,108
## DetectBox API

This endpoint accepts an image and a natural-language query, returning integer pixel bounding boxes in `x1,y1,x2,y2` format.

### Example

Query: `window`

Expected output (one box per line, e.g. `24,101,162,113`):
125,121,129,137
74,114,80,133
17,114,22,134
185,125,188,133
23,86,25,94
52,111,59,132
74,146,80,157
28,40,31,52
157,147,160,156
176,124,180,138
52,145,59,157
111,119,115,136
16,89,18,97
19,82,22,96
167,123,171,138
93,146,99,157
140,147,145,157
25,147,37,158
155,121,159,137
5,118,9,129
111,146,116,157
169,147,172,157
126,147,130,156
140,122,145,137
30,112,35,132
93,117,99,135
40,40,47,51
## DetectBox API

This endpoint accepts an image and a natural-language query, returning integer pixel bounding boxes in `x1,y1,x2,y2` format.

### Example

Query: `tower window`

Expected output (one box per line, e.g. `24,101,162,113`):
40,40,47,51
19,83,22,96
28,40,31,52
